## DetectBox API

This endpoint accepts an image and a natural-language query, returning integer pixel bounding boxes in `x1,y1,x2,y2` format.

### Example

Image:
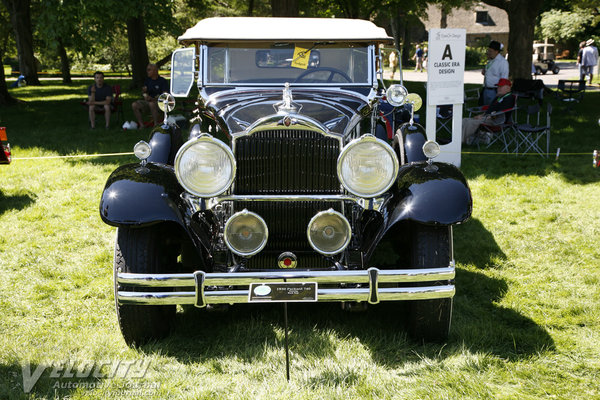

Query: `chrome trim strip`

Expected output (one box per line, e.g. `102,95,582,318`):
118,266,454,288
117,285,455,306
202,194,388,212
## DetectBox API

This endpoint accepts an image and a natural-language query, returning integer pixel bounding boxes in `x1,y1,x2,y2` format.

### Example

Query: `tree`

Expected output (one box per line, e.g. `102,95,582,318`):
481,0,545,80
539,9,594,44
36,0,87,84
2,0,40,85
0,5,15,105
271,0,298,16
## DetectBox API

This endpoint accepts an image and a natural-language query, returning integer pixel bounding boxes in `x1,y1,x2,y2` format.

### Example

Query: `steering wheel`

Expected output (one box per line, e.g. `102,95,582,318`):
294,67,352,83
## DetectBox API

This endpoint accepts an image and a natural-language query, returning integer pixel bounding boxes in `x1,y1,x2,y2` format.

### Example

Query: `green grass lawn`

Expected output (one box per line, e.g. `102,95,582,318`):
0,79,599,399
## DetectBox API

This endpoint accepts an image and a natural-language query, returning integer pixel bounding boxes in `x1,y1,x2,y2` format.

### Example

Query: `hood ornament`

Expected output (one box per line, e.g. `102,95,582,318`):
274,82,301,114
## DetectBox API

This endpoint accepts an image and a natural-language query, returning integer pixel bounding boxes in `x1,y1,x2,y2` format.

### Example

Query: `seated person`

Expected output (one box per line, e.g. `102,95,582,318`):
87,71,112,129
132,63,169,128
462,78,515,144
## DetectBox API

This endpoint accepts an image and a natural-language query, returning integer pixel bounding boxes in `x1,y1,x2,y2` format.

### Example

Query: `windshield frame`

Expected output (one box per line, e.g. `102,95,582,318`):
198,43,376,88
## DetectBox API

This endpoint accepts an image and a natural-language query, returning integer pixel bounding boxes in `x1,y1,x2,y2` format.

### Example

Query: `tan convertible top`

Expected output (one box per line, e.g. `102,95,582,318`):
178,17,392,44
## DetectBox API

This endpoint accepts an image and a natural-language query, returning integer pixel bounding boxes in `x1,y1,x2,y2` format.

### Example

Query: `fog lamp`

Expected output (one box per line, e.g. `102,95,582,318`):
224,210,268,257
307,209,351,256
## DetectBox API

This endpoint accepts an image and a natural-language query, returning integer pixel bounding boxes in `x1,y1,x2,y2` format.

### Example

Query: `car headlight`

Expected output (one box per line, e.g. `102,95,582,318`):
386,84,408,106
174,135,235,197
337,135,399,197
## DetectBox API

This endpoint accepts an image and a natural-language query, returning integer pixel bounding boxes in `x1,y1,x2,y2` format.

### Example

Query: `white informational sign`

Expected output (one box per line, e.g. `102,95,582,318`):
425,29,466,167
427,29,466,106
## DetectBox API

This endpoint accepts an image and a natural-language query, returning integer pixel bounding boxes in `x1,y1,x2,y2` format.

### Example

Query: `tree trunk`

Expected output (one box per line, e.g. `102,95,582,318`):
248,0,254,16
0,57,16,106
505,3,539,80
482,0,544,80
126,15,149,89
58,39,72,84
271,0,298,17
440,6,448,29
2,0,40,85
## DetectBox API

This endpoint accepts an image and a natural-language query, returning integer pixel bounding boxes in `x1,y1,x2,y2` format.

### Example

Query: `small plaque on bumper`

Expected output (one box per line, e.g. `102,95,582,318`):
248,282,318,302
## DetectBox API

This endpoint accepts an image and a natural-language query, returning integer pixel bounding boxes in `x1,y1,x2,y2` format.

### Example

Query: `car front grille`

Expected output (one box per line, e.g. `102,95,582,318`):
233,129,341,194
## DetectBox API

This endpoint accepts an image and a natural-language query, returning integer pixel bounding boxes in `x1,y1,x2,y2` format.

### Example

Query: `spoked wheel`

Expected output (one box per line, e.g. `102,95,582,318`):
114,226,179,346
407,224,453,342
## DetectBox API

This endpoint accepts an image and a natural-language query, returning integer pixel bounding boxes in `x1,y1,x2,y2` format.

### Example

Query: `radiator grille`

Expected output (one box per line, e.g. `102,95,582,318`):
233,130,341,194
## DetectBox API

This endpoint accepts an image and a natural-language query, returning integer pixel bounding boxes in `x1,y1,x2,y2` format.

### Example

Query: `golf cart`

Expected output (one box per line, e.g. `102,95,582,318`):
533,43,560,75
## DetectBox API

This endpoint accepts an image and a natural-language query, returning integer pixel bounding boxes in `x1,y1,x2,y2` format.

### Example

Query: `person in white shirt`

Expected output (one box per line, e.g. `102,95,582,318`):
581,39,598,85
481,40,509,105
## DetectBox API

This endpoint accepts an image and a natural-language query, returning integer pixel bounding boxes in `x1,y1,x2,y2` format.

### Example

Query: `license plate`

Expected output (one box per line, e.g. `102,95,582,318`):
248,282,318,303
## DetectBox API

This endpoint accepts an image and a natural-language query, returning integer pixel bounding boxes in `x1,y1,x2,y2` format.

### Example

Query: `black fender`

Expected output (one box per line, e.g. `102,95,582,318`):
389,162,472,225
147,125,184,165
99,162,186,228
393,122,428,164
360,162,472,260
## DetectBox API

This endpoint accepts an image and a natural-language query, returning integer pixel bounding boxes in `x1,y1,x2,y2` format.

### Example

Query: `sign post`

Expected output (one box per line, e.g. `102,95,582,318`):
426,29,466,167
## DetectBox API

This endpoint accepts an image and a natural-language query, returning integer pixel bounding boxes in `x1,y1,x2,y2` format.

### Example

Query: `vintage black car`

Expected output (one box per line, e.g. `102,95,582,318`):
100,17,472,345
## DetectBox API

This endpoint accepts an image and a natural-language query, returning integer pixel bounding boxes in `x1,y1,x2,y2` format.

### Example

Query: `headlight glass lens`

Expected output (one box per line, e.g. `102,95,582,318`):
337,135,399,197
423,140,441,159
174,136,235,197
307,209,351,256
133,141,151,160
224,210,268,257
386,84,408,106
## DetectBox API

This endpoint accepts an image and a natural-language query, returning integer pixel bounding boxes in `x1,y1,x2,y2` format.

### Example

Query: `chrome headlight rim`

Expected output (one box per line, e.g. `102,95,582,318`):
174,135,236,198
386,84,408,107
422,140,441,159
223,209,269,257
337,134,399,198
306,209,352,256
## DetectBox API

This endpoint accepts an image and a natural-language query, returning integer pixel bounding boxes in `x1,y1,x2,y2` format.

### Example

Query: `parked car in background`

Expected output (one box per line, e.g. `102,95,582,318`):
100,17,472,345
0,127,11,164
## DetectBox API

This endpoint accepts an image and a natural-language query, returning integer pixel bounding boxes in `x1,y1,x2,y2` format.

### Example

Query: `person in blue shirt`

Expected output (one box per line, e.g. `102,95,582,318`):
132,64,169,128
87,71,112,129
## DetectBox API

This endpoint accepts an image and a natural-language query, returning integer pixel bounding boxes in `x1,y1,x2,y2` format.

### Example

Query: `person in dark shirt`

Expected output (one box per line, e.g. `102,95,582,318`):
462,78,515,144
132,63,169,128
87,71,113,129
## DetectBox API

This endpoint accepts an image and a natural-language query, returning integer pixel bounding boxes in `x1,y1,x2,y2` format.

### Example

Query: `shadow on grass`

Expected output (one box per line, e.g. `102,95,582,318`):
0,191,36,216
454,218,505,268
139,216,553,369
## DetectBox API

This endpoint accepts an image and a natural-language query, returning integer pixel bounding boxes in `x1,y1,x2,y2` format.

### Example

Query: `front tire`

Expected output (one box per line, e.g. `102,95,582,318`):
114,226,178,345
407,224,453,342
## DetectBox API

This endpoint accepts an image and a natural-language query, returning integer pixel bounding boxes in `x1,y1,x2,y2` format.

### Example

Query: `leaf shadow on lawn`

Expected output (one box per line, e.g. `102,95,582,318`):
139,217,554,369
0,191,37,216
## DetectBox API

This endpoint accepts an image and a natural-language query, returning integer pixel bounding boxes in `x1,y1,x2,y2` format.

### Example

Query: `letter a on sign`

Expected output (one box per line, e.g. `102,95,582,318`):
442,45,453,60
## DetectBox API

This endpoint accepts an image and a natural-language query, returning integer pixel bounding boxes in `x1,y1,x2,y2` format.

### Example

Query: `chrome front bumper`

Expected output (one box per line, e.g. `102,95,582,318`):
117,264,455,307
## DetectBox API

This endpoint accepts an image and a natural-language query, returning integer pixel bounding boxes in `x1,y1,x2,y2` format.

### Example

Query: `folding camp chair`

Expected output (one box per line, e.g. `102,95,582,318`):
436,104,453,144
471,95,518,152
514,103,552,157
555,80,585,111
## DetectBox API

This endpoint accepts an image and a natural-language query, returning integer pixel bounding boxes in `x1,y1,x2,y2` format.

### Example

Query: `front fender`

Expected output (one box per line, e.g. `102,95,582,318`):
389,162,472,226
360,162,472,261
99,163,186,227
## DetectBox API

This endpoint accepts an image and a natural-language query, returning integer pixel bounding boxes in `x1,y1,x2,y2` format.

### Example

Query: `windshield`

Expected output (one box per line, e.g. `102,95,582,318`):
205,43,371,85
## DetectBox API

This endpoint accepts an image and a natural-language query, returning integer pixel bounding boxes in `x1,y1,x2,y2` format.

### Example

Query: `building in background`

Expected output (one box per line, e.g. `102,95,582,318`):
422,3,509,50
